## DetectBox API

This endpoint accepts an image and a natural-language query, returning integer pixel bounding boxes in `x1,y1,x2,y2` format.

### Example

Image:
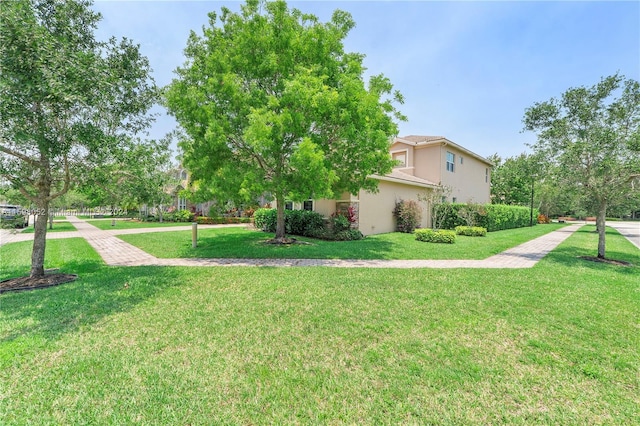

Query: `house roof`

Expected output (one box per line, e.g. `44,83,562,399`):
372,169,439,189
395,135,494,166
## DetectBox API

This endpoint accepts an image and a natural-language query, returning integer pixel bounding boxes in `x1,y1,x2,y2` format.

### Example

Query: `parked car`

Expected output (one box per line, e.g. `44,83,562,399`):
0,205,29,228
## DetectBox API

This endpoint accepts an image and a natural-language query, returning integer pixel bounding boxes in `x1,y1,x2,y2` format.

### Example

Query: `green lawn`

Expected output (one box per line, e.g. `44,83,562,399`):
21,221,77,233
87,219,196,230
0,228,637,424
119,223,569,260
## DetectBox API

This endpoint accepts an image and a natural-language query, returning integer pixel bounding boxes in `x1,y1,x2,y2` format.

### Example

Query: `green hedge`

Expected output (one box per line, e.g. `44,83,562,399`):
415,229,456,244
455,226,487,236
196,216,252,224
434,203,537,232
253,208,325,237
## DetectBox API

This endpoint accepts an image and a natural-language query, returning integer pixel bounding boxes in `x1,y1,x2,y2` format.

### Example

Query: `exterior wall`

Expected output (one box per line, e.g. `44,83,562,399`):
312,198,336,218
437,145,491,203
413,145,442,184
357,180,432,236
390,141,415,176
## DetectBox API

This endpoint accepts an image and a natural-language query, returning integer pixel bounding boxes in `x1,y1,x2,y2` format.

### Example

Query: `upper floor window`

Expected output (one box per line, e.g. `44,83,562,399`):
392,151,406,168
446,151,455,172
485,168,489,183
285,201,293,210
303,200,313,211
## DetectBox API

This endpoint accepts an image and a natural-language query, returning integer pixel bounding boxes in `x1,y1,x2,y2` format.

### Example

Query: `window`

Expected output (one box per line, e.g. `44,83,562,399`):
446,151,455,172
303,200,313,211
392,151,406,168
460,156,464,165
485,168,489,183
178,197,187,211
285,201,293,210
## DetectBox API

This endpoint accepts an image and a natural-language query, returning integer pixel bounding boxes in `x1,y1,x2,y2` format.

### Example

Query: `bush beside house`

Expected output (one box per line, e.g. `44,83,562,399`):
434,203,537,232
254,208,363,241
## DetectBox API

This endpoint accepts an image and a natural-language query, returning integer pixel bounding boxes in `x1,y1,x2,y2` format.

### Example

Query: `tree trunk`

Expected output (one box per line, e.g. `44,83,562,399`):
275,192,286,240
30,200,50,278
596,201,607,259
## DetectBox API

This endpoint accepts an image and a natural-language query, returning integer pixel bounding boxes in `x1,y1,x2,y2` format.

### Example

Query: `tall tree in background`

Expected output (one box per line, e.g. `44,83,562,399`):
524,74,640,259
165,0,405,241
78,138,175,216
489,153,541,206
0,0,157,278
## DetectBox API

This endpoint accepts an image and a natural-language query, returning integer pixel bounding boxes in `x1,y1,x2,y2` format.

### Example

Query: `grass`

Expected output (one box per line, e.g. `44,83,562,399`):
119,223,569,260
0,227,638,424
21,221,77,233
87,219,196,230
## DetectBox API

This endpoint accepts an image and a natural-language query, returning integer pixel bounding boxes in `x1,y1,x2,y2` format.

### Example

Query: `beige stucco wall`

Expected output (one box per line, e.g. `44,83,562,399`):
390,141,415,176
357,180,432,236
437,145,491,204
413,145,442,184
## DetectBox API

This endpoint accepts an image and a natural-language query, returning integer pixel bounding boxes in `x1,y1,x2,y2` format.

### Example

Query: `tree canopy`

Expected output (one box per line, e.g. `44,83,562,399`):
165,0,405,240
0,0,158,277
524,74,640,259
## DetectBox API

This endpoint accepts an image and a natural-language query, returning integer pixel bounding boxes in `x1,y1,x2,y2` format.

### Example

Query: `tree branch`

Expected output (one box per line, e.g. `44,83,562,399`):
0,143,40,168
47,155,71,201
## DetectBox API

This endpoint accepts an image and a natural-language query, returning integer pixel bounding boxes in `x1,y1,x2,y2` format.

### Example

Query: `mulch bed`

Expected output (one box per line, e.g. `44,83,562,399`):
0,273,78,293
578,256,633,267
262,237,311,245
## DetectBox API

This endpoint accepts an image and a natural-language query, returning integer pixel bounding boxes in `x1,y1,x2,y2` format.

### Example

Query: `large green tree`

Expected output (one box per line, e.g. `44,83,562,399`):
0,0,157,277
165,0,404,240
78,138,175,216
489,153,541,206
524,74,640,259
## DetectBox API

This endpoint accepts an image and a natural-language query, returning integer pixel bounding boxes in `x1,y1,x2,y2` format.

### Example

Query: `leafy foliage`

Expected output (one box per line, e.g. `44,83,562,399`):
0,0,157,277
415,229,456,244
165,0,404,239
524,73,640,258
254,208,325,237
434,203,536,232
455,226,487,237
393,199,423,233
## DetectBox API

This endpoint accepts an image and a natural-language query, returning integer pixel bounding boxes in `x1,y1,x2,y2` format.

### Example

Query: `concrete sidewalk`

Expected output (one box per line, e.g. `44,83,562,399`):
2,217,589,268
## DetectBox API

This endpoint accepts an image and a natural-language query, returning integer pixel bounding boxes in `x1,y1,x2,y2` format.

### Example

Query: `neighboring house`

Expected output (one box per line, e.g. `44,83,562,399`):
285,135,493,236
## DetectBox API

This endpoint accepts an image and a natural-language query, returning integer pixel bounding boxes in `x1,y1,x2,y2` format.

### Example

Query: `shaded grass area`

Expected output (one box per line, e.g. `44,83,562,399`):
87,219,197,230
119,223,568,260
21,221,76,233
0,228,638,424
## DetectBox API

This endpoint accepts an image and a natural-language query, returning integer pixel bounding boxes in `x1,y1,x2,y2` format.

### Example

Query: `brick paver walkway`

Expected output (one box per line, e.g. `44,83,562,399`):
1,216,586,269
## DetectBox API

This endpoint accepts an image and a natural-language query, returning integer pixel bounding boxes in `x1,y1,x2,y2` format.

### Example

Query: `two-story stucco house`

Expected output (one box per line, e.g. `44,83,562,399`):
284,135,492,236
391,135,492,204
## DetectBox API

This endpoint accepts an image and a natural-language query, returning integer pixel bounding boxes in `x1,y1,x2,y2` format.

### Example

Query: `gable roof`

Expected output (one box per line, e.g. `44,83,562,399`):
395,135,494,166
372,169,439,189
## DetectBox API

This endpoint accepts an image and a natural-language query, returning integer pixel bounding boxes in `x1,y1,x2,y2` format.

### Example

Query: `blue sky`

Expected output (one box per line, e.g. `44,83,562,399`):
93,0,639,160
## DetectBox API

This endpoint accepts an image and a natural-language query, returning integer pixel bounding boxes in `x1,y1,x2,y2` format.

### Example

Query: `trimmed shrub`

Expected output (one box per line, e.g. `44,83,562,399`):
415,228,456,244
253,208,277,231
455,226,487,236
163,209,195,222
434,203,537,232
196,216,252,224
330,213,351,233
333,229,364,241
253,208,325,237
287,209,325,236
393,199,423,233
